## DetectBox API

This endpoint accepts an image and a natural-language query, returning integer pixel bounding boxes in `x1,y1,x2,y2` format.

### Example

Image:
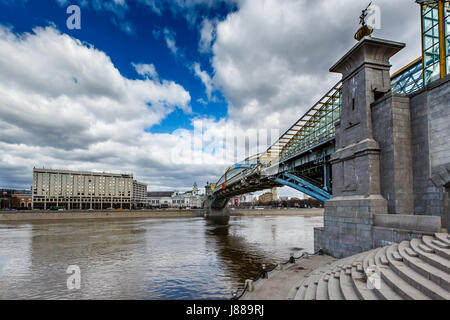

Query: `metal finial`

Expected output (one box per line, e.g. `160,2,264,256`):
359,1,372,26
354,2,374,41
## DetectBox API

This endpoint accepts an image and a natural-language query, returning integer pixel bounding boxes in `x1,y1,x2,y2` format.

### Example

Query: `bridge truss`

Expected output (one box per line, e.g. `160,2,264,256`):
210,58,424,209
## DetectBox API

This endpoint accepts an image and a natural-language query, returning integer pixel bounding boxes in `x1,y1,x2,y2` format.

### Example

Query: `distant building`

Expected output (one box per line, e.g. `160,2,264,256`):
0,189,32,209
0,189,13,209
147,183,203,209
229,193,254,206
32,168,135,210
11,192,32,209
147,191,174,208
133,180,147,208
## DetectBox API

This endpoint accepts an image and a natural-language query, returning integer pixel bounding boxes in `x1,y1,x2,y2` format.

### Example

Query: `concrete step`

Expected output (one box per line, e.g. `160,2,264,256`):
371,246,403,300
384,245,431,300
327,271,345,300
398,241,450,291
432,239,450,249
410,238,450,274
422,235,450,260
435,233,450,246
304,273,320,300
339,269,359,300
287,276,306,300
363,248,378,271
316,271,330,300
293,277,309,300
294,234,450,300
350,266,379,300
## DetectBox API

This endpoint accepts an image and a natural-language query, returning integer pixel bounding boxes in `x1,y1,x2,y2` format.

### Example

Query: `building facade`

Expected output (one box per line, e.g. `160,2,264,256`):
133,180,147,208
146,183,204,209
11,192,32,209
32,168,135,210
147,191,174,208
228,193,255,206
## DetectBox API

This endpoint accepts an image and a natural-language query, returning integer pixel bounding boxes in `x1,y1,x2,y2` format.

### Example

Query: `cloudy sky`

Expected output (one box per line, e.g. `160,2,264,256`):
0,0,422,195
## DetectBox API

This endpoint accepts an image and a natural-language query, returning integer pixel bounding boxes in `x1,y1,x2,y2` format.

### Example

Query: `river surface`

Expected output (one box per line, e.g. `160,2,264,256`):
0,214,322,299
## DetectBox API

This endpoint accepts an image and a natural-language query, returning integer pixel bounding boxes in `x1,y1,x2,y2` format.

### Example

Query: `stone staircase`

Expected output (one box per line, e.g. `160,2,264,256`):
292,233,450,300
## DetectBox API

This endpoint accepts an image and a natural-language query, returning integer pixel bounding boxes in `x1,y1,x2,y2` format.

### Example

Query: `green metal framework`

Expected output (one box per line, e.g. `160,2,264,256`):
422,1,442,84
446,1,450,74
420,0,450,84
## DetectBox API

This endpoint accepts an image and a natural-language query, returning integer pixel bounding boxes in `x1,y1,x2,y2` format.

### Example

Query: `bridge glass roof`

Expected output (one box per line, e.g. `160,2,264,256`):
278,84,341,162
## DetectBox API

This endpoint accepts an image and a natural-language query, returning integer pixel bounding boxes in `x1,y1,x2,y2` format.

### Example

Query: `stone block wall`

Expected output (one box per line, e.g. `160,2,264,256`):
317,196,386,258
371,93,414,215
410,76,450,229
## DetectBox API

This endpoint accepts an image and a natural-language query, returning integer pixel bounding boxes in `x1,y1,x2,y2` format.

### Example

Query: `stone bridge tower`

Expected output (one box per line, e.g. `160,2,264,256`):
315,36,444,258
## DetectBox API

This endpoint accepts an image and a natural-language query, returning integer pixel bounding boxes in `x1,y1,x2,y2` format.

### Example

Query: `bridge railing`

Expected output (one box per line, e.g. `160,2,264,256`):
391,57,423,95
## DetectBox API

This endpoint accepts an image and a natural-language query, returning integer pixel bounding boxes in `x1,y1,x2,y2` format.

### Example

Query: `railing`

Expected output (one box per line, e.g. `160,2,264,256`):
391,58,423,95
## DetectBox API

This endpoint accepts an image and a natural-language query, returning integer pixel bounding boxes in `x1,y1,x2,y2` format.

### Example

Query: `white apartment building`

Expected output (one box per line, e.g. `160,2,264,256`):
32,168,135,210
133,180,148,208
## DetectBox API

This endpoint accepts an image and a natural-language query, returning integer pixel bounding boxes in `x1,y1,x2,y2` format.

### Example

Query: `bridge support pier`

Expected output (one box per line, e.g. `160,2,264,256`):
203,194,231,216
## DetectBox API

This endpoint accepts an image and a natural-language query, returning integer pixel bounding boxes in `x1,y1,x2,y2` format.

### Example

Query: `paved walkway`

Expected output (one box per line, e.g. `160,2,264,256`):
242,254,336,300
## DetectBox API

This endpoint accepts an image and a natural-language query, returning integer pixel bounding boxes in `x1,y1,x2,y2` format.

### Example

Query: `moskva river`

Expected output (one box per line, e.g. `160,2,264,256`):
0,214,322,299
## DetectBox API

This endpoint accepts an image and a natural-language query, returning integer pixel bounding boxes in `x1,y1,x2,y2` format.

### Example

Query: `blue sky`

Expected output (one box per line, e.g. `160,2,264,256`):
0,0,233,133
0,0,422,195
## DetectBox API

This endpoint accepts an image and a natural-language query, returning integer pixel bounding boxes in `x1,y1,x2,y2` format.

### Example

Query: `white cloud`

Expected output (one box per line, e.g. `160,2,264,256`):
193,62,214,101
211,0,421,132
0,24,269,192
163,27,179,57
0,25,211,189
132,63,159,81
198,18,217,53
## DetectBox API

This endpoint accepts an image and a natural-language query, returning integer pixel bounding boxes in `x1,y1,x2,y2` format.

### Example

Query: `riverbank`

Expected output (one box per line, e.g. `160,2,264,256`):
0,208,324,222
0,209,200,222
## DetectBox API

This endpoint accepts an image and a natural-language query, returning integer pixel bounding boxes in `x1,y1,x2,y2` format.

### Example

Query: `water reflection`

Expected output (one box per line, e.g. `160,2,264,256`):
0,215,322,299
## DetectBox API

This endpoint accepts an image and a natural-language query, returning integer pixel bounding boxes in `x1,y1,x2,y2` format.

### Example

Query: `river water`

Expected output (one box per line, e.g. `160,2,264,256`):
0,214,322,299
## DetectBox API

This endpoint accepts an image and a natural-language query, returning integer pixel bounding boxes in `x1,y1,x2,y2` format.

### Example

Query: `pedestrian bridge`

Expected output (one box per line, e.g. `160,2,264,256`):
209,58,423,210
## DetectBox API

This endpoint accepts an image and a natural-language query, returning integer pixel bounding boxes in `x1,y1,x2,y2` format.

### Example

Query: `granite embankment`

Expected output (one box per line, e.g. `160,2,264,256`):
0,209,201,222
0,208,324,222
